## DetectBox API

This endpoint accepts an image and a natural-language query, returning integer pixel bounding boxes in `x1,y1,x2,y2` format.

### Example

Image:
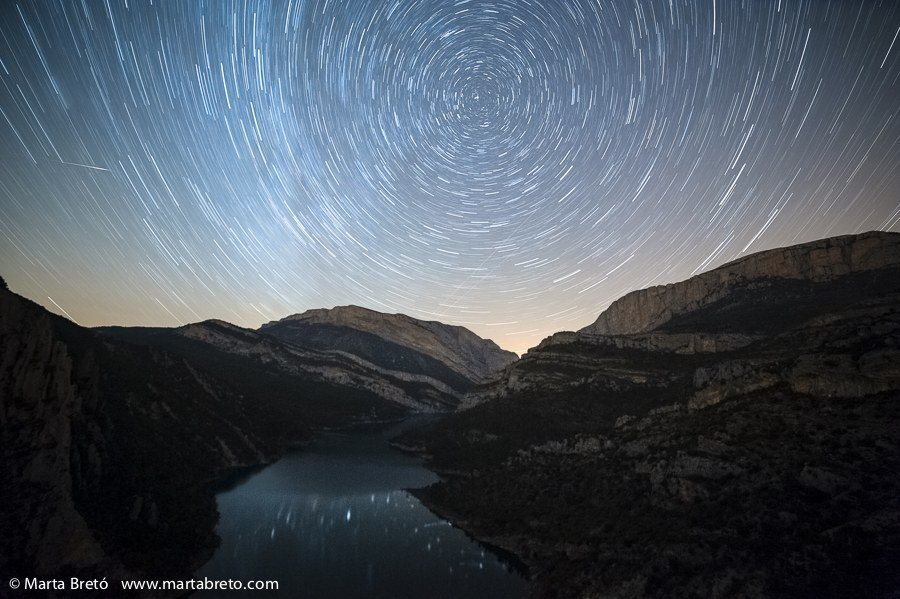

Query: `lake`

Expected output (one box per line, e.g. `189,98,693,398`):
195,420,529,598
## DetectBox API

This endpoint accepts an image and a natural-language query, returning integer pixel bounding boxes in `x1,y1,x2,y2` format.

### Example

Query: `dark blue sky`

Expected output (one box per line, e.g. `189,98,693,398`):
1,0,899,353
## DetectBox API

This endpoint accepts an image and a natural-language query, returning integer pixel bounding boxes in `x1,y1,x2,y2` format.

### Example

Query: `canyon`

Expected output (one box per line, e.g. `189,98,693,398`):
2,230,899,597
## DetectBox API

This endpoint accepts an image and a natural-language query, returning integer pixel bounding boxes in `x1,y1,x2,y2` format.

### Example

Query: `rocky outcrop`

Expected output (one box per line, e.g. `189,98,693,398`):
260,305,517,387
0,289,109,579
582,231,900,336
1,286,391,591
537,330,759,354
429,387,900,598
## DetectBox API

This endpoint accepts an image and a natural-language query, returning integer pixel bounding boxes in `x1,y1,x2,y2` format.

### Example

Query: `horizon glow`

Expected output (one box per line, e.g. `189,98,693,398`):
1,0,899,353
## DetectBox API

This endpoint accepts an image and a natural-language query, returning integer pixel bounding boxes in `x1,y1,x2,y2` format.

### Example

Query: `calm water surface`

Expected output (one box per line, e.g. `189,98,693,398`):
195,420,528,598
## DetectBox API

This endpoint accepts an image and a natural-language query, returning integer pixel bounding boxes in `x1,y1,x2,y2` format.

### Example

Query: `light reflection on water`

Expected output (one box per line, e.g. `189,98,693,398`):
195,422,528,598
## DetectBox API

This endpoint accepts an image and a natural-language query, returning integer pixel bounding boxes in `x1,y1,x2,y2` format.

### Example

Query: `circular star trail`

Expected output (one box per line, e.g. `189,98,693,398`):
1,0,899,353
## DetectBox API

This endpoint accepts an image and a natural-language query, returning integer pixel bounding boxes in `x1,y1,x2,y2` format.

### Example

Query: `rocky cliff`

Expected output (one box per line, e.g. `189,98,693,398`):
0,286,110,581
582,230,900,336
405,231,900,598
178,319,463,409
466,231,900,405
104,317,463,412
0,286,401,593
259,305,517,389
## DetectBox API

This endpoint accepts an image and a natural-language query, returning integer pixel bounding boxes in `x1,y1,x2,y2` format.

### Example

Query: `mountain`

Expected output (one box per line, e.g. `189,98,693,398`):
582,229,900,336
404,231,900,598
259,305,517,391
5,231,899,595
1,282,514,588
99,305,516,413
103,318,451,412
0,289,402,590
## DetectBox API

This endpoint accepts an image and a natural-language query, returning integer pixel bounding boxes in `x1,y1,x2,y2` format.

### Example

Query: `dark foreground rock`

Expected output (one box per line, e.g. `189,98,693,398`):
418,389,900,598
0,287,403,594
406,231,900,598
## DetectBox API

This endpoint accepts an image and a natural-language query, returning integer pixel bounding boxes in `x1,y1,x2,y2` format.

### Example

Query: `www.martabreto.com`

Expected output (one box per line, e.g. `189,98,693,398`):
121,577,278,592
8,576,279,593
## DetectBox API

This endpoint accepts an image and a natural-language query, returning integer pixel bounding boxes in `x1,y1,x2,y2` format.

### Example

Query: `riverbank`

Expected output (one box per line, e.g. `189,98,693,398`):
409,486,532,581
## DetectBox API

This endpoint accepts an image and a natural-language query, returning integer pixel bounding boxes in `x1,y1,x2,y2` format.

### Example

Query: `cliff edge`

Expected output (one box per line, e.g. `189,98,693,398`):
582,231,900,336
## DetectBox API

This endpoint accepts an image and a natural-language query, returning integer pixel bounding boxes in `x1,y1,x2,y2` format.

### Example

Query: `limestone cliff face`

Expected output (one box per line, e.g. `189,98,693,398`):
0,290,109,578
173,319,462,411
260,305,517,386
582,231,900,336
1,287,316,588
465,231,900,407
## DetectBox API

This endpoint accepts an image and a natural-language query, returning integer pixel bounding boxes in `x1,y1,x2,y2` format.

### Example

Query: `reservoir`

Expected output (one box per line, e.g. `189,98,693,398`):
195,420,528,598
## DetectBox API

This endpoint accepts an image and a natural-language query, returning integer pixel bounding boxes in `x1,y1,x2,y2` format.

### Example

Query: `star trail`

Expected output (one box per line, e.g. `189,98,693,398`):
1,0,899,354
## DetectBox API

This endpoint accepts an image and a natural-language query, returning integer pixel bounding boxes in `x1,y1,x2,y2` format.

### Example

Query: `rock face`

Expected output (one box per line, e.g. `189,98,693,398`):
260,305,517,388
405,231,900,598
0,289,108,579
582,231,900,336
104,308,512,412
0,287,402,591
467,231,900,407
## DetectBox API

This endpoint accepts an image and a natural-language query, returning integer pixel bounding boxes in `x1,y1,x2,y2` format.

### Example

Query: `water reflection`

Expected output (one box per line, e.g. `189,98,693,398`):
195,422,528,598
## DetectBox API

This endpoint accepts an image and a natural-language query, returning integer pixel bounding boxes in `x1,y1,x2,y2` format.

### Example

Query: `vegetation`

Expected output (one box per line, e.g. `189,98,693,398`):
402,268,900,597
417,388,900,598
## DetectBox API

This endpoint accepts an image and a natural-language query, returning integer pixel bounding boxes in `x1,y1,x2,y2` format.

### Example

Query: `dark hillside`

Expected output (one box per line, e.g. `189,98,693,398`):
406,232,900,598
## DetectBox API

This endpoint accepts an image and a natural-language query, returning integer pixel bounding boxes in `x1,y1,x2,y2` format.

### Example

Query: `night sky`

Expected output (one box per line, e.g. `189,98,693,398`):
1,1,899,354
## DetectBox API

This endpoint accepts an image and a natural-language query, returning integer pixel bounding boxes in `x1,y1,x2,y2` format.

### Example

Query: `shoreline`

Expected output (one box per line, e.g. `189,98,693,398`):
389,422,536,593
407,483,533,585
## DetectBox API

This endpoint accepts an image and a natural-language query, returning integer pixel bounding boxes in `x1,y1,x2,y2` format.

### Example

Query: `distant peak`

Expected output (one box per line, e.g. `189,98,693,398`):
180,318,241,330
258,304,517,382
271,304,379,323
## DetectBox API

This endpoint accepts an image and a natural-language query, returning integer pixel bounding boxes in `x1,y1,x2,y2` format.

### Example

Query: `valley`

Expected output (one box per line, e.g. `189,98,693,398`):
2,231,900,597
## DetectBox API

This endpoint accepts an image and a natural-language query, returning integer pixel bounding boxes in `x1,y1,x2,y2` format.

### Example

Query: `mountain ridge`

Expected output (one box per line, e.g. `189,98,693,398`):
3,230,900,596
404,230,900,598
99,304,518,412
260,304,518,388
581,230,899,337
2,286,513,591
